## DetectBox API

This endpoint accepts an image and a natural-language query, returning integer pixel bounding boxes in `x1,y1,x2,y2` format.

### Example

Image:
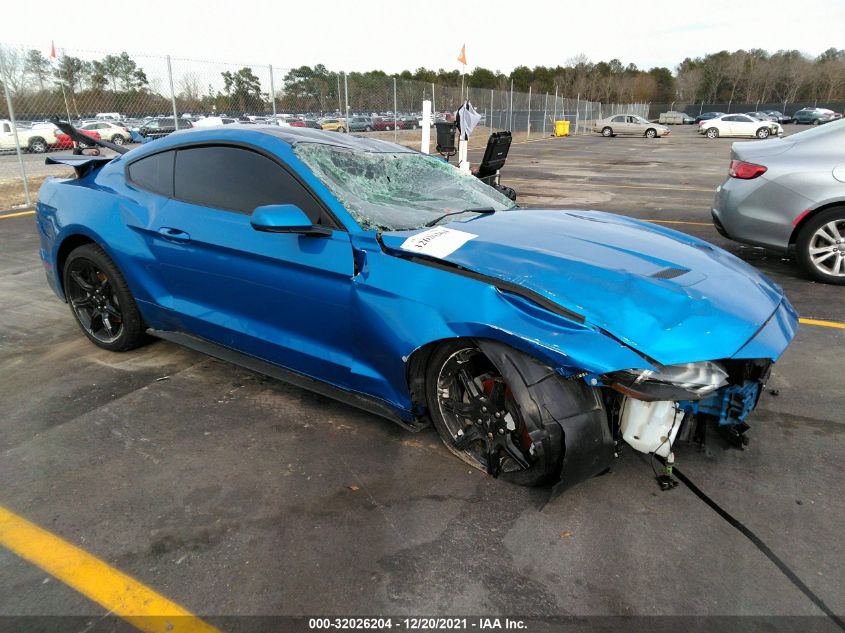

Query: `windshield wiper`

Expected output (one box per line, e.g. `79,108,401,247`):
424,207,496,228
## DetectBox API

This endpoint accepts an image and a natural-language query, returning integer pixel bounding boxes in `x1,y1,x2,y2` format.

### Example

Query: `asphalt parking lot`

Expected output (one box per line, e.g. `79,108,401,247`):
1,124,843,632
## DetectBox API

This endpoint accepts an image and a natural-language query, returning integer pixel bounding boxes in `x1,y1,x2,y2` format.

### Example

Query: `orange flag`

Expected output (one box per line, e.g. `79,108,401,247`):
457,44,467,66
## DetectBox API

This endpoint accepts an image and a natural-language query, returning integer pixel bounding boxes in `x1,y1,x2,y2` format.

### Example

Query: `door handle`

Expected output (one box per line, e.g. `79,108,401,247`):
157,227,191,242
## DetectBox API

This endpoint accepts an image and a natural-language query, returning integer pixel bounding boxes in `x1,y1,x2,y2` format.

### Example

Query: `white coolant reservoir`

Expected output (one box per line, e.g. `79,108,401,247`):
620,398,681,458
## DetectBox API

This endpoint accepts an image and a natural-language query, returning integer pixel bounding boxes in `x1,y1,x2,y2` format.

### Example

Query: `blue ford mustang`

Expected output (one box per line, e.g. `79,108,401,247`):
36,124,798,491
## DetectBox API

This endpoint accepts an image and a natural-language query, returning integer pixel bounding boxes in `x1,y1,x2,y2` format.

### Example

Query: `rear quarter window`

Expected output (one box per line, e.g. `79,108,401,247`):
127,151,175,197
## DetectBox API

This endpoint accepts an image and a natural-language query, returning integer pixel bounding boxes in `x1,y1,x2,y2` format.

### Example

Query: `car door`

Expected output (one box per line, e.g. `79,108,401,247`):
732,115,756,136
132,144,357,387
610,115,627,134
627,116,644,134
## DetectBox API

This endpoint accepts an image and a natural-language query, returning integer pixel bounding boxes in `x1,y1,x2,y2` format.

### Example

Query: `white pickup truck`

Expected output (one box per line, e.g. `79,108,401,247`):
1,119,59,153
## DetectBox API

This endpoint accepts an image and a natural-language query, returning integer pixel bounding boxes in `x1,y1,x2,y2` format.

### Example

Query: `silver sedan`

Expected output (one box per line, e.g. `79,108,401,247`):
593,114,669,138
711,119,845,284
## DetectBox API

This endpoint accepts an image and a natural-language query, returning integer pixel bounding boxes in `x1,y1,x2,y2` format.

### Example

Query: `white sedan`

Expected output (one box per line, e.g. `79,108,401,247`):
79,121,132,145
698,114,782,139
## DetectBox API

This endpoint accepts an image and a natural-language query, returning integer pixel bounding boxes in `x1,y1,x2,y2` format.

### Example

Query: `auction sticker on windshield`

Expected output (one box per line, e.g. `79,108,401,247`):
400,227,478,258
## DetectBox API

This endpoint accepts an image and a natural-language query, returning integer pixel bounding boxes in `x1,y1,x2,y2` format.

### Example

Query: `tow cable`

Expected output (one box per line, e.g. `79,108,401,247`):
654,455,845,632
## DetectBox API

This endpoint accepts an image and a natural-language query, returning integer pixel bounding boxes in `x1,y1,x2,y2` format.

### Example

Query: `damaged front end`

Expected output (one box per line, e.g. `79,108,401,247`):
600,358,773,481
475,347,779,495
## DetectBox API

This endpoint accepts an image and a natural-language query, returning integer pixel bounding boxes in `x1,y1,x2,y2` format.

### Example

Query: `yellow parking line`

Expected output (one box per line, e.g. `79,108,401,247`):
799,318,845,330
0,505,221,633
0,210,35,219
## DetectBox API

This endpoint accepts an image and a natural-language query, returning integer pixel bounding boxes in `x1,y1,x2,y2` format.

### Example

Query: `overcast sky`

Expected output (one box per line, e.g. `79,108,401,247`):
6,0,843,74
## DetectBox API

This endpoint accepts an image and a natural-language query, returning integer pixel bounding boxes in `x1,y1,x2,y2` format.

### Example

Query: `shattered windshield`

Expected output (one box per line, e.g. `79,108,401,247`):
293,143,516,230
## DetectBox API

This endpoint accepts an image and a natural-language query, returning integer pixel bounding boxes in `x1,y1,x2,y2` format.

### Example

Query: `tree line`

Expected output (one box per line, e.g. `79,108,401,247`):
1,45,843,119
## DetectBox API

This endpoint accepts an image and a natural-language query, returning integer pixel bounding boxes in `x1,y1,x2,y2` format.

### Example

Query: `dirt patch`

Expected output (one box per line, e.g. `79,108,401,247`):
0,172,72,211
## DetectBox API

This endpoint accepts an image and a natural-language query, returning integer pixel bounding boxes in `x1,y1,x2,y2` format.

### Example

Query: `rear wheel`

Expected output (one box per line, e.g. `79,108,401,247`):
63,244,148,351
601,126,613,137
337,126,346,133
705,127,719,138
756,127,770,139
28,137,48,153
796,207,845,284
426,342,555,486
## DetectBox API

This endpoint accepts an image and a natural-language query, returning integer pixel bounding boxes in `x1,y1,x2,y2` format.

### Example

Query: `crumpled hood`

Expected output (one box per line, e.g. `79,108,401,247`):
382,209,788,366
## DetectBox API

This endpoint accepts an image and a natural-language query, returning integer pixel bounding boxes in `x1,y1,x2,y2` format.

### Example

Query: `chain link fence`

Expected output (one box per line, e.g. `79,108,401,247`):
1,43,648,210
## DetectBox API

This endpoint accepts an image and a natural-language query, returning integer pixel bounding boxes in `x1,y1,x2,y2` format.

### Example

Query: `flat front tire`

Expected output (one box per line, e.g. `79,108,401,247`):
426,342,556,486
63,244,148,351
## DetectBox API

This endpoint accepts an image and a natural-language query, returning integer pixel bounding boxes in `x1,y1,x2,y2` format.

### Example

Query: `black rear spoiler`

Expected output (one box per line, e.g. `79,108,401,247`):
49,117,130,155
45,155,114,178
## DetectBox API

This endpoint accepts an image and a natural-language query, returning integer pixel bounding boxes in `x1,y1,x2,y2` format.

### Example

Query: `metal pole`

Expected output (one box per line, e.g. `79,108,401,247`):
393,77,398,142
167,55,179,125
344,72,350,133
431,82,436,119
490,89,493,133
509,80,514,131
542,92,548,137
337,74,342,116
553,85,558,123
575,94,580,136
269,64,277,119
527,86,532,140
2,79,31,206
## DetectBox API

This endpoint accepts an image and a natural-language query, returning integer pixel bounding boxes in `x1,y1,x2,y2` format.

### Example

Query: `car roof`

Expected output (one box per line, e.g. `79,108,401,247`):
137,124,416,155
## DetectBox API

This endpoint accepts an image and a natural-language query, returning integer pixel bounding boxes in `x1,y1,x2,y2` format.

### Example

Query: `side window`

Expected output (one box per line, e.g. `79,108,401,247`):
127,151,174,197
611,116,625,123
173,145,327,224
2,123,10,134
723,116,738,122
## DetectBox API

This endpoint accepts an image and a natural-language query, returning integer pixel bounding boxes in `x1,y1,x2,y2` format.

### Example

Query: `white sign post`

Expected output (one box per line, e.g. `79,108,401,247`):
421,99,432,154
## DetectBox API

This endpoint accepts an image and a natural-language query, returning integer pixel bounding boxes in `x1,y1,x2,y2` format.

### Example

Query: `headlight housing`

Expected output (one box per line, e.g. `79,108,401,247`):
604,361,729,401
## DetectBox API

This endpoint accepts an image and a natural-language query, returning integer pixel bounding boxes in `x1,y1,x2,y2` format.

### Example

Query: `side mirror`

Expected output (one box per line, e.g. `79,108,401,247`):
250,204,330,237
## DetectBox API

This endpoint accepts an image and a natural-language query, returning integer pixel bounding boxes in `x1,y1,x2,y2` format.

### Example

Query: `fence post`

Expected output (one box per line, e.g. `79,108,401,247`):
509,80,514,131
337,74,343,117
1,80,31,207
432,82,436,117
527,85,532,140
393,77,398,142
490,89,493,133
269,64,277,119
344,72,350,133
575,94,580,136
542,92,548,137
553,85,558,123
166,55,179,124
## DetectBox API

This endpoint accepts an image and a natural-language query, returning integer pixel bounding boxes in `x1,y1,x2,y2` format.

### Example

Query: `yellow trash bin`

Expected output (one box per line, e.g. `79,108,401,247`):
554,120,570,137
